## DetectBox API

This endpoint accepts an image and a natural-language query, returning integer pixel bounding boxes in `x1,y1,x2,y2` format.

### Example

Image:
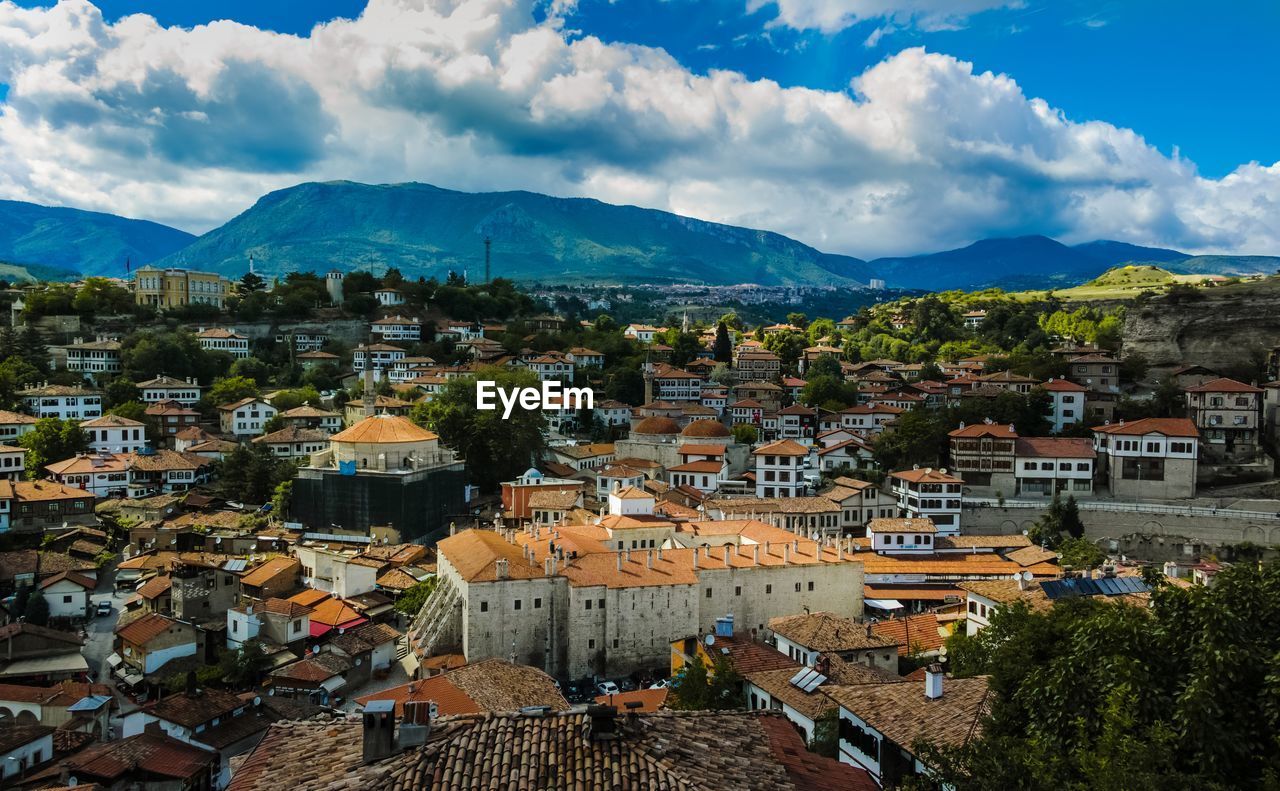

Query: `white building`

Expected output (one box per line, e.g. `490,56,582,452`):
252,426,330,458
1092,417,1200,499
374,288,406,307
61,337,122,380
370,315,422,343
1042,378,1088,433
353,343,406,377
1013,437,1095,497
866,517,938,554
0,724,54,783
753,439,809,498
19,384,103,420
82,414,148,454
137,375,204,406
38,571,94,619
218,397,278,438
624,324,662,343
196,327,251,359
0,411,37,444
294,543,381,598
888,467,963,536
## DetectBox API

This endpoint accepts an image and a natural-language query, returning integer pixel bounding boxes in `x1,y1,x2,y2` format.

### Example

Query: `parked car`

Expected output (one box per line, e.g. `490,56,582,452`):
649,678,670,689
95,600,112,617
596,680,620,696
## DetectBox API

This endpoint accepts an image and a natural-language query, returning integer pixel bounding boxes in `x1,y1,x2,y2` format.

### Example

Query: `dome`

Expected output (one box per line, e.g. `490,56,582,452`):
331,414,438,444
632,416,681,435
681,419,731,438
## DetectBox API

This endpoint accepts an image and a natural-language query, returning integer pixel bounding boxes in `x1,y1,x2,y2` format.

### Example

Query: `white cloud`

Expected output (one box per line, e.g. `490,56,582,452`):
0,0,1276,260
746,0,1020,34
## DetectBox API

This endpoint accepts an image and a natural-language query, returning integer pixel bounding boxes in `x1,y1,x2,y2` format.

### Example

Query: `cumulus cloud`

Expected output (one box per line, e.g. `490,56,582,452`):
0,0,1276,259
747,0,1020,34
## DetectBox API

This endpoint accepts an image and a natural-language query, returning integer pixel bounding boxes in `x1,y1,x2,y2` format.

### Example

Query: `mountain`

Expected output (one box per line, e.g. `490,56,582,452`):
154,181,872,287
868,235,1280,290
0,199,196,279
1071,240,1189,266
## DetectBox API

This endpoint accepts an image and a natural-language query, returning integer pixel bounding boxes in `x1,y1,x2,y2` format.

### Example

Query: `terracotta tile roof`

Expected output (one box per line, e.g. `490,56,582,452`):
957,580,1053,612
377,567,428,591
259,597,313,618
0,410,38,424
241,556,300,588
1040,378,1087,391
61,729,215,782
272,653,351,684
759,713,880,791
116,612,186,646
828,674,990,751
889,467,962,484
287,588,332,607
231,710,845,791
868,517,937,534
934,535,1031,551
751,439,809,456
1004,545,1060,567
1184,376,1263,393
253,426,330,445
136,575,172,599
528,489,581,510
666,460,723,474
1092,417,1199,438
768,612,899,652
869,613,949,656
704,633,800,675
37,569,96,590
14,480,95,502
437,530,544,583
308,597,366,628
0,722,53,753
1015,437,1096,459
948,423,1017,438
593,688,668,712
330,414,437,444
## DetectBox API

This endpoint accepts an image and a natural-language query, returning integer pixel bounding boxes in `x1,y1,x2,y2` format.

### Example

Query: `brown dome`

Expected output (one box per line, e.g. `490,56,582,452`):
681,419,731,438
632,416,681,435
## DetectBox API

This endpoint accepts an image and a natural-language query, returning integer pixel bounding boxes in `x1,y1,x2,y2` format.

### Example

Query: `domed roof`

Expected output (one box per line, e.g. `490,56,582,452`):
632,416,681,435
331,414,439,444
681,419,731,438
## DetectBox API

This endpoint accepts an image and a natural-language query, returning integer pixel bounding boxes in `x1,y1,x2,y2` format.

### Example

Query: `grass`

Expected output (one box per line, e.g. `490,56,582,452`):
1010,265,1231,302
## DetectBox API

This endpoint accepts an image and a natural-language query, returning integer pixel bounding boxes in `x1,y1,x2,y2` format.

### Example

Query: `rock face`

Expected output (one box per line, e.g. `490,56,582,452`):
1122,285,1280,374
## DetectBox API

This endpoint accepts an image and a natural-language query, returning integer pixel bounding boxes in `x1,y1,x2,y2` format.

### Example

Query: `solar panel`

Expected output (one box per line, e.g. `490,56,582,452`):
789,667,828,693
789,669,810,687
223,559,248,572
801,672,827,693
1097,578,1120,595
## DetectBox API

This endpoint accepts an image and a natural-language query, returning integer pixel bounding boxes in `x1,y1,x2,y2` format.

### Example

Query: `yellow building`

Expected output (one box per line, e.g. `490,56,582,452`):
133,267,234,309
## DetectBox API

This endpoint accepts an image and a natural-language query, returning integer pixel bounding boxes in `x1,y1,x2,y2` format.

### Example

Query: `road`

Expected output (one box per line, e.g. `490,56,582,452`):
83,559,126,684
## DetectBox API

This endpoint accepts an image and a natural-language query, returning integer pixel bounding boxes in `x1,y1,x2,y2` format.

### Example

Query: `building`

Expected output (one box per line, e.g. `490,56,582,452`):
19,384,103,420
947,422,1017,489
831,667,990,788
753,439,809,498
113,612,197,677
623,324,662,343
7,480,98,531
0,723,55,783
768,611,899,672
292,413,467,539
1067,353,1121,422
735,349,782,382
196,327,251,359
0,445,25,482
1013,437,1095,497
353,343,407,376
0,411,37,444
370,315,422,343
413,513,867,679
61,336,122,380
46,729,217,788
218,397,278,438
1092,417,1199,499
81,414,147,454
888,468,963,535
1184,377,1263,462
652,368,704,402
133,267,233,309
1042,378,1088,433
298,350,341,371
37,570,95,619
146,400,201,441
278,405,343,434
138,375,204,406
253,426,330,458
374,288,405,307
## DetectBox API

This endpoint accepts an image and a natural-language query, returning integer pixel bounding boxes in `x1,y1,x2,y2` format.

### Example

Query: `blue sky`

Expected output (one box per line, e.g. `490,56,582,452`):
1,0,1277,257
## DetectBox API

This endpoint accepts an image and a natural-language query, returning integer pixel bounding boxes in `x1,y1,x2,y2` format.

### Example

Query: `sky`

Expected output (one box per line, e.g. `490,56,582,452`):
0,0,1277,259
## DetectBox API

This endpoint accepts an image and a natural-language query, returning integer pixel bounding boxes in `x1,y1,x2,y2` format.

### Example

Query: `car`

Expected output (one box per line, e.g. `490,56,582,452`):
648,678,670,689
596,680,620,696
95,600,112,617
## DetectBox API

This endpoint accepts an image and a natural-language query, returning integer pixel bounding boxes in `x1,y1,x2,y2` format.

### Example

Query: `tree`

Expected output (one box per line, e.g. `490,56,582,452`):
24,590,49,625
214,444,296,505
103,376,141,408
12,583,30,617
395,578,439,616
19,418,89,477
72,277,134,316
107,400,159,437
206,376,259,408
922,561,1280,790
409,366,548,492
0,356,40,410
238,272,266,294
1060,494,1084,539
731,424,758,445
713,322,732,363
220,639,271,687
668,656,743,711
1058,536,1105,569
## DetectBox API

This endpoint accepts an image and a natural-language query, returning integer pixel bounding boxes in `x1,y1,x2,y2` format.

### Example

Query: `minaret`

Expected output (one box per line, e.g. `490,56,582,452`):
642,351,654,405
681,309,691,334
363,365,376,419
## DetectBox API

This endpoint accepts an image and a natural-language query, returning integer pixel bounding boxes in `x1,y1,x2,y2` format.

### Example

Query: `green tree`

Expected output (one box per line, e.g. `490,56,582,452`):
72,277,134,316
19,418,89,477
103,376,141,408
395,577,439,616
214,444,296,505
731,424,758,445
239,272,267,294
669,656,744,710
206,376,259,408
1058,536,1105,569
409,366,548,492
219,639,271,687
12,583,30,617
107,400,159,438
713,321,732,363
0,356,41,410
24,589,49,625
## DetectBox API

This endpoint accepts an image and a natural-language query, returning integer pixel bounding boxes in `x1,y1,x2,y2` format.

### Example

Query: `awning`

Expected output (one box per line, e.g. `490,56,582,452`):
319,676,346,693
0,653,89,677
122,672,144,687
864,599,904,611
106,653,123,669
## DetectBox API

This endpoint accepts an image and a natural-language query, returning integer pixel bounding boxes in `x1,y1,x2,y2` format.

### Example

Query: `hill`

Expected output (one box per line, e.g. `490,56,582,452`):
0,199,195,279
153,181,873,287
868,235,1280,291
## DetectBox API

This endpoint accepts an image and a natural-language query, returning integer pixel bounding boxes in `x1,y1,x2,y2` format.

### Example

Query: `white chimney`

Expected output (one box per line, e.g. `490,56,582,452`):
924,663,944,700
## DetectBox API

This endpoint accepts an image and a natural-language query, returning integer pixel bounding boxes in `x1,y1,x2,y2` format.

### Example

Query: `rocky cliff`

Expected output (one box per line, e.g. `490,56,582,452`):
1122,280,1280,375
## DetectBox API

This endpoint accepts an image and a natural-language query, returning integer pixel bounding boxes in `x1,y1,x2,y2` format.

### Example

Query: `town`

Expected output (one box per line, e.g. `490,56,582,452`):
0,262,1273,789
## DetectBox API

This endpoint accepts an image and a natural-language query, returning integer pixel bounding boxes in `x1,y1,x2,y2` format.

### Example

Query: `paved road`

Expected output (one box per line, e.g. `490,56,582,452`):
83,560,125,684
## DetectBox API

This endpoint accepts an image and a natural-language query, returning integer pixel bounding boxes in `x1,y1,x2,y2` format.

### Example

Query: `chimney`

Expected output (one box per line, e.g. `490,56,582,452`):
924,664,944,700
723,545,731,565
362,700,396,763
1016,572,1027,590
185,670,198,697
693,550,699,569
617,551,623,571
783,544,790,564
496,559,509,580
656,547,663,561
587,704,619,741
399,700,434,749
544,556,556,576
752,545,759,565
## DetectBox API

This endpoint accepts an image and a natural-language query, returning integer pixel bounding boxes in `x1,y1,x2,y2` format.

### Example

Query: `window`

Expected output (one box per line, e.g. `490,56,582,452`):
480,601,488,612
513,599,522,611
63,595,73,603
534,598,542,609
794,583,801,592
706,588,713,598
598,598,605,609
735,586,742,596
588,639,595,649
807,581,814,592
766,584,772,594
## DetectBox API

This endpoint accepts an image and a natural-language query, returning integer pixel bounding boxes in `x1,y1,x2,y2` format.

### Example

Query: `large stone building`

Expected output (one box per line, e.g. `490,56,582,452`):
1092,417,1199,499
1184,377,1262,462
292,411,466,539
412,503,867,679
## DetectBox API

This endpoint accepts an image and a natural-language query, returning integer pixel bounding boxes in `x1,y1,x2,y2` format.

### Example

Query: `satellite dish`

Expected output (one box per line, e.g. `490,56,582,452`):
938,645,948,657
253,696,262,706
703,634,715,646
1021,570,1034,582
312,645,320,654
